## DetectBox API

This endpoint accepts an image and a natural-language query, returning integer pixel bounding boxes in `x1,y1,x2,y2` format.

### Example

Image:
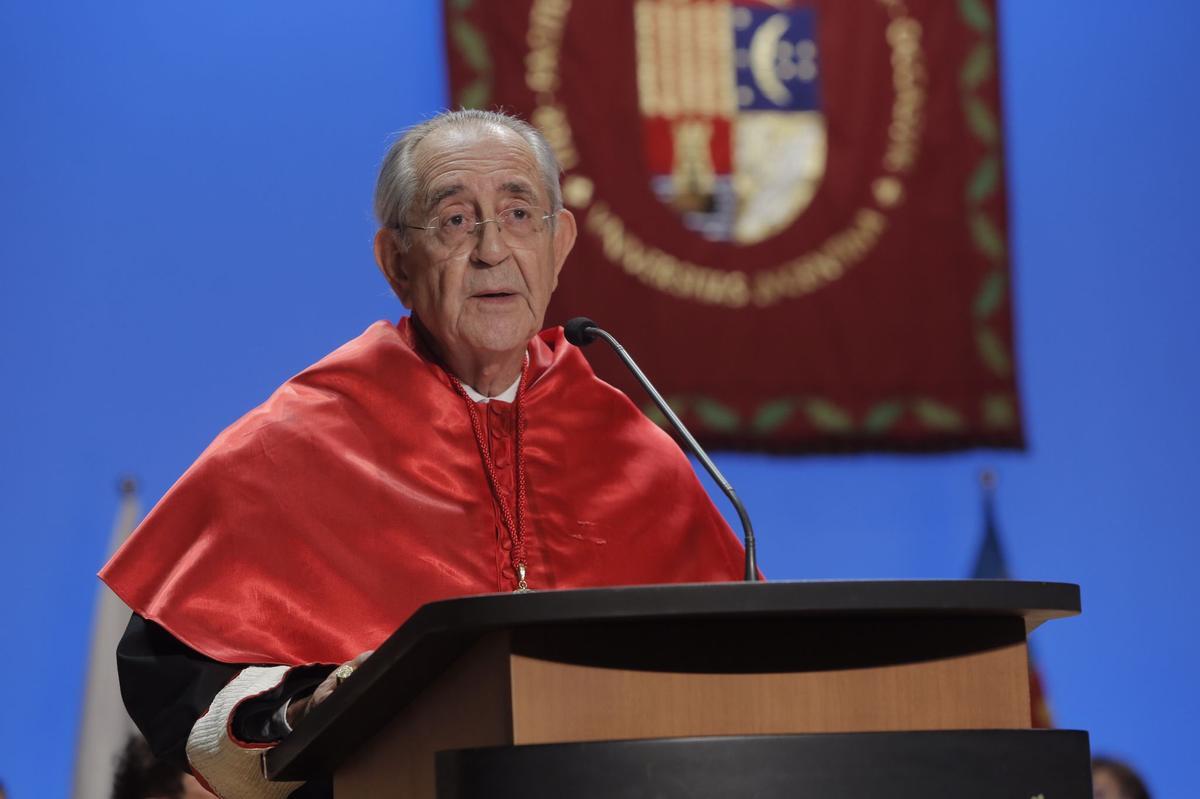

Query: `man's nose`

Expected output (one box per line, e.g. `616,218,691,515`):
470,218,511,266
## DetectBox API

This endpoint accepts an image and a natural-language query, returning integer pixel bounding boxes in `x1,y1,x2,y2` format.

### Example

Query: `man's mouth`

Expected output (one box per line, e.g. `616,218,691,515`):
473,291,517,299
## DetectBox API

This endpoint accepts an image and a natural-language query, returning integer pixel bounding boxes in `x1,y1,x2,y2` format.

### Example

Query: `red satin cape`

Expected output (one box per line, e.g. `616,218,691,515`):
101,319,745,665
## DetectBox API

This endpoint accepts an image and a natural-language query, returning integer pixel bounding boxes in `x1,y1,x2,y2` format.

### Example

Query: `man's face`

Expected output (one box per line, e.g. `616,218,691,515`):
376,124,576,370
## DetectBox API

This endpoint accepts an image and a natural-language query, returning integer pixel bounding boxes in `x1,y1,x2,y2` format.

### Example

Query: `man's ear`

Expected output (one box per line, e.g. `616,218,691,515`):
373,228,413,308
550,209,577,289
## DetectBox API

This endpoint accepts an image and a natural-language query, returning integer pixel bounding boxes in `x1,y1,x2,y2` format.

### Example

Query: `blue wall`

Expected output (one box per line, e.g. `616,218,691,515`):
1,2,1197,797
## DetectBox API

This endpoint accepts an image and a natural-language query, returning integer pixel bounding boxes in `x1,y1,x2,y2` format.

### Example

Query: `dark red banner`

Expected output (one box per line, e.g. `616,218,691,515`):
445,0,1022,452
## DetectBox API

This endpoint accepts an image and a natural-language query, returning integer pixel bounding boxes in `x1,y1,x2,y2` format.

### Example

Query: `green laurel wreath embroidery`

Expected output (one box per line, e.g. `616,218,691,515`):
959,0,1014,396
958,0,993,34
449,0,493,108
642,397,742,434
750,398,963,435
959,0,1019,431
642,396,979,436
642,392,1023,437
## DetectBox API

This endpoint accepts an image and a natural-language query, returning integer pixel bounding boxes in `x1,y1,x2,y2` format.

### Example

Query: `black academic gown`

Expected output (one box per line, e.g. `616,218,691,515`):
118,613,334,798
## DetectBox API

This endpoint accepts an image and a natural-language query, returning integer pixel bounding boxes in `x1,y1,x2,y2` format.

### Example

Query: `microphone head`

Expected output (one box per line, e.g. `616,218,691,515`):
564,317,600,347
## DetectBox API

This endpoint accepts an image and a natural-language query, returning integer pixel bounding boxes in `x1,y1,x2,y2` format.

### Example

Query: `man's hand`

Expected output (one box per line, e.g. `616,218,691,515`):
286,649,373,729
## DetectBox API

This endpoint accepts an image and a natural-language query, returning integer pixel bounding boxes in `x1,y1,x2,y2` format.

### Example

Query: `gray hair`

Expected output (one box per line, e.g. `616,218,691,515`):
373,109,563,235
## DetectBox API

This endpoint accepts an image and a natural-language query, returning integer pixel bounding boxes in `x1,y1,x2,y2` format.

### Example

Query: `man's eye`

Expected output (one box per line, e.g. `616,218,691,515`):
508,207,531,221
445,213,469,228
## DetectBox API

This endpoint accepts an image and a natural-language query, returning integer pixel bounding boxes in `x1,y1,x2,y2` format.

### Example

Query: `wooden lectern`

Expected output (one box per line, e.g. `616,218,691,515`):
266,581,1090,798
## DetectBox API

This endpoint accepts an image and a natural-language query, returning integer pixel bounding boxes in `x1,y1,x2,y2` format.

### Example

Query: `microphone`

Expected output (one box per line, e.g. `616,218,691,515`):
564,317,759,582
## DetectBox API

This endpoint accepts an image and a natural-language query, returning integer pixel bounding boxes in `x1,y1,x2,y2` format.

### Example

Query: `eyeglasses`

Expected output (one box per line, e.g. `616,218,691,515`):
405,205,554,250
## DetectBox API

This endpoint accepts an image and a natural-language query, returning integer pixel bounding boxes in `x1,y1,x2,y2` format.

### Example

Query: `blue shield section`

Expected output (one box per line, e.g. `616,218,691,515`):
733,4,821,112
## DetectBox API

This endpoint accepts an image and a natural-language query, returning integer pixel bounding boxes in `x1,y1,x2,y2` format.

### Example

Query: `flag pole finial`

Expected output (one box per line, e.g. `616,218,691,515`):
117,475,138,497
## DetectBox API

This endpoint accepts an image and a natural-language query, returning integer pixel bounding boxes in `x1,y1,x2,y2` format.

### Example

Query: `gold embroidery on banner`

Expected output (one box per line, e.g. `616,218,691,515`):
751,209,888,306
587,202,751,308
634,2,661,115
670,120,717,213
531,103,579,170
526,0,927,308
526,0,578,171
563,175,594,208
873,176,904,208
636,0,733,118
586,200,888,308
656,2,681,116
715,4,737,111
700,3,734,114
676,4,698,114
884,16,926,174
526,0,571,96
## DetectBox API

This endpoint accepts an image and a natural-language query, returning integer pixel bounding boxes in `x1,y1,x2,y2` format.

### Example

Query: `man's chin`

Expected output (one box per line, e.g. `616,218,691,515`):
460,317,540,358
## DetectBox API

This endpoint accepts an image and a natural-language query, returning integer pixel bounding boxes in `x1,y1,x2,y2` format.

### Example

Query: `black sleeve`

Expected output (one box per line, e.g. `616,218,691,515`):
116,614,334,765
117,613,241,771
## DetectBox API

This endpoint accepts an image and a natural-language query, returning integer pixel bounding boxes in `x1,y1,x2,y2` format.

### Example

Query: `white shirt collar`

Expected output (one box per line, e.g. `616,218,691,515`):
461,374,521,404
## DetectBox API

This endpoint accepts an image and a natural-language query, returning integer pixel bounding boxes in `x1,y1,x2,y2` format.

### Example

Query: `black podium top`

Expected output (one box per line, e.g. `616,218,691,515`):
266,579,1079,781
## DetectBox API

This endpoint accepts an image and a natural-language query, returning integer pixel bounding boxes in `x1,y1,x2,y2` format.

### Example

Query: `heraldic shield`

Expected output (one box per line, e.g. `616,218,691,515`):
635,0,826,245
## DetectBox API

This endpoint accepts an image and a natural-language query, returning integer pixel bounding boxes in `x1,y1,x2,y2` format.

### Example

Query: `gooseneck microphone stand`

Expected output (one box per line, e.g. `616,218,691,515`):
564,317,759,582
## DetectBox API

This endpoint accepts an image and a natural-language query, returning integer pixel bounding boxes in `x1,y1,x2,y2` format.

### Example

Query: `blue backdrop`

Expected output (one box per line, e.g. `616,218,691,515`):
1,2,1197,797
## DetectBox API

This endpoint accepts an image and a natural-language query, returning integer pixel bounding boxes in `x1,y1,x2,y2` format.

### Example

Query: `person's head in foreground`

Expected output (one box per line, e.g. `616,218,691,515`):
111,734,209,799
1092,755,1151,799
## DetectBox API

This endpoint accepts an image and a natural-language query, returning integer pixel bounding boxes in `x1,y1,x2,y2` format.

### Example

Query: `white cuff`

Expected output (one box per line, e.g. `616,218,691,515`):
186,666,305,799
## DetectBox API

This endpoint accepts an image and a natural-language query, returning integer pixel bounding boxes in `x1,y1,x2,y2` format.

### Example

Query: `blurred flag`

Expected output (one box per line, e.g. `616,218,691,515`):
971,470,1053,728
71,477,142,799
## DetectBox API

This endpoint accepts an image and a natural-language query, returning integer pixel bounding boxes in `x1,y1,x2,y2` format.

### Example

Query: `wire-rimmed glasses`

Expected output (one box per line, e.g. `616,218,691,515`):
405,206,554,250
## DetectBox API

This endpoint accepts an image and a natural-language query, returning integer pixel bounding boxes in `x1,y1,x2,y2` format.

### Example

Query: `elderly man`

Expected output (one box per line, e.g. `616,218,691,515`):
102,110,745,798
